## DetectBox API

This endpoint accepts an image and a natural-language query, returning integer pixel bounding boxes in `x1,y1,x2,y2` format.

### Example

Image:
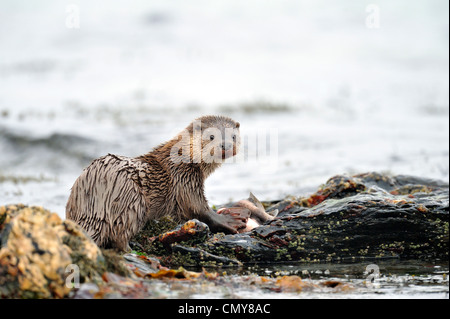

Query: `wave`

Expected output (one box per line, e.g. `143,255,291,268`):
0,127,98,171
1,128,92,149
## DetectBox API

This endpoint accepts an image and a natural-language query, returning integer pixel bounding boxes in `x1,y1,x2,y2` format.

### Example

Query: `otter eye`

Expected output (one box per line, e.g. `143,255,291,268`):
232,134,236,141
210,135,215,141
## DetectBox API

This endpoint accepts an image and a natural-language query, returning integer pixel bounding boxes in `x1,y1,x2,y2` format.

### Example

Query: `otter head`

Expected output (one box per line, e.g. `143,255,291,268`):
170,115,240,165
190,115,241,164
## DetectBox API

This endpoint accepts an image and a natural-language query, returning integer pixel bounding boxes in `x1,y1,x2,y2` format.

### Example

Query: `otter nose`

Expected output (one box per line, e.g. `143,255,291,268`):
222,142,233,150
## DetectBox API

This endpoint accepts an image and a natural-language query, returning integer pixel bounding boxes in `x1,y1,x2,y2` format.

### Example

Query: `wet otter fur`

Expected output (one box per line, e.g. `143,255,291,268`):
66,115,249,250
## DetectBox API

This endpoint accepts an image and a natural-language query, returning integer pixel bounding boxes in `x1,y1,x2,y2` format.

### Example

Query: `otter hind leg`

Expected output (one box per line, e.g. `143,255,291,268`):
105,178,149,251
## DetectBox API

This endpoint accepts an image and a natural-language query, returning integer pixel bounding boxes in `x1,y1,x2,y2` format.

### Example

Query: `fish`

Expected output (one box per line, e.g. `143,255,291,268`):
216,193,278,233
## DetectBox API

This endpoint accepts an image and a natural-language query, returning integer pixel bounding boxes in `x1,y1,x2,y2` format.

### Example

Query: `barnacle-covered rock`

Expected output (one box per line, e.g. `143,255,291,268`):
133,172,449,266
204,173,449,263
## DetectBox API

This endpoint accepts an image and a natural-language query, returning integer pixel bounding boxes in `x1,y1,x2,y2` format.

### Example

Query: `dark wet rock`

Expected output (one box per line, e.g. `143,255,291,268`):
134,172,449,265
170,245,243,267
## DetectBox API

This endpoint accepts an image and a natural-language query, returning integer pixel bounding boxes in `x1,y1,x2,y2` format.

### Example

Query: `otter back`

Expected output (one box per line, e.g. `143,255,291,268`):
66,154,149,250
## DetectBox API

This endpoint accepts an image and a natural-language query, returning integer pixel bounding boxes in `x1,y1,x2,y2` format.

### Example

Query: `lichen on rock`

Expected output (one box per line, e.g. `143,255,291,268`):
0,204,129,298
0,205,73,298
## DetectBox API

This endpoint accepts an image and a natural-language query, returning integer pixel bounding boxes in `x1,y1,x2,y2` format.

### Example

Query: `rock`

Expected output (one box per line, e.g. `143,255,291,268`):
133,172,449,265
123,253,162,277
0,204,128,298
170,245,243,267
132,219,210,257
1,172,447,298
155,219,210,249
0,205,72,298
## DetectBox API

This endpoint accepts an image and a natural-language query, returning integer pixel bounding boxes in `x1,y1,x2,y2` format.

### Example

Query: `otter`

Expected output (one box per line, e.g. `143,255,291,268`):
66,115,249,250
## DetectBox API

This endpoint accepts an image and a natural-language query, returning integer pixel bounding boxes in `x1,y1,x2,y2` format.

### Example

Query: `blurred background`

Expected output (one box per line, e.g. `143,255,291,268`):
0,0,448,219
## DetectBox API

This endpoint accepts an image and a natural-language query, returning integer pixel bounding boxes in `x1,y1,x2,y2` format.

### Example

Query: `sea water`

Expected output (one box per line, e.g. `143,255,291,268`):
0,1,448,219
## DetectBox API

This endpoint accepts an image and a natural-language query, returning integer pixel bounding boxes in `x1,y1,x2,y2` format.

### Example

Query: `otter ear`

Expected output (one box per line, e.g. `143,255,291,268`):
235,122,240,129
